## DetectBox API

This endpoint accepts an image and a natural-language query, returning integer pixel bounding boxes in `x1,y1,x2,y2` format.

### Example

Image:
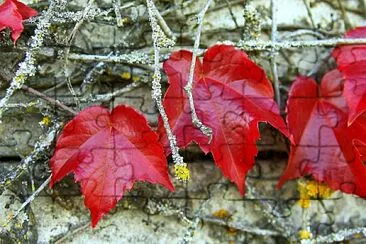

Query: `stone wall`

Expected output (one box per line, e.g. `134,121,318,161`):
1,0,366,243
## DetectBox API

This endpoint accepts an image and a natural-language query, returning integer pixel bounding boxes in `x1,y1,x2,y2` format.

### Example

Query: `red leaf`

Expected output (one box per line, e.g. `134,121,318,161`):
0,0,37,44
355,140,366,161
278,71,366,197
333,27,366,124
50,105,174,227
159,44,290,195
333,27,366,67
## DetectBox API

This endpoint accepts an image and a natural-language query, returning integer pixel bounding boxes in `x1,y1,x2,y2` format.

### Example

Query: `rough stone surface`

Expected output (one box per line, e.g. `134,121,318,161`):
1,0,366,243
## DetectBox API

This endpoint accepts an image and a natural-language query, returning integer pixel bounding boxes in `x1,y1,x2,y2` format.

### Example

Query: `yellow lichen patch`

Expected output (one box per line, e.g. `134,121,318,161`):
297,180,311,208
298,229,312,240
212,209,231,219
226,227,237,235
305,180,333,199
117,18,130,27
14,73,25,84
317,183,333,198
305,181,318,197
120,72,132,80
174,163,190,181
212,209,235,234
298,199,311,209
297,180,333,208
39,116,50,127
7,212,13,220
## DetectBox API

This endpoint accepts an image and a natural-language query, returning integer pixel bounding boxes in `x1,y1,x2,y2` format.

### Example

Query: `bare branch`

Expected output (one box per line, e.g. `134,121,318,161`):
0,0,65,120
184,0,213,140
0,123,61,193
22,85,77,115
68,52,153,69
270,0,281,108
245,180,297,242
145,0,186,174
62,0,97,110
80,81,142,103
302,0,316,29
148,0,176,40
202,216,282,237
312,227,366,243
112,0,123,27
237,38,366,51
11,176,51,221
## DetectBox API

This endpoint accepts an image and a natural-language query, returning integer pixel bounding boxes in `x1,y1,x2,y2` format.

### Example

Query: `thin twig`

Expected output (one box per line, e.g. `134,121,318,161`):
54,222,90,244
361,0,366,16
202,216,282,237
302,0,316,29
337,0,352,30
11,176,51,221
66,37,366,65
67,52,153,69
237,38,366,51
283,29,325,40
120,2,135,10
179,179,226,244
184,0,213,140
270,0,281,108
307,52,331,76
80,81,142,102
0,71,76,115
62,0,96,110
316,0,363,15
22,85,77,115
184,0,246,18
149,1,175,40
224,0,241,38
80,53,111,93
112,0,123,27
245,180,296,242
312,227,366,243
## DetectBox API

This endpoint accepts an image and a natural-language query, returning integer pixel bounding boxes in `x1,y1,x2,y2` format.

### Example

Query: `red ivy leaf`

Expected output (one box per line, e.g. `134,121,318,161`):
333,27,366,67
0,0,37,44
159,44,290,195
278,71,366,197
355,140,366,161
333,26,366,125
50,105,174,227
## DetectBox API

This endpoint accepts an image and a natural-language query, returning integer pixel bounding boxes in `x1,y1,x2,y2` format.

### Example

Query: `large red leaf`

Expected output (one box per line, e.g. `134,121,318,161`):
0,0,37,44
159,44,290,195
278,71,366,197
333,27,366,124
50,105,174,227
